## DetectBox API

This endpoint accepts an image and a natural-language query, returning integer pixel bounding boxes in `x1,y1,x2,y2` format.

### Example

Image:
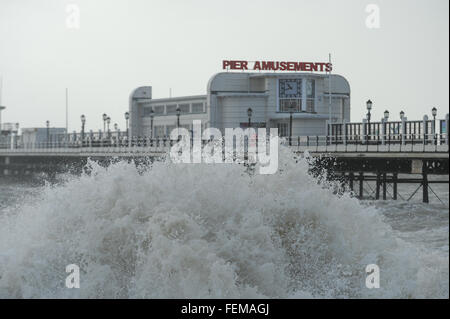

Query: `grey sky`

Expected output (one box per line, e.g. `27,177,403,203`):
0,0,448,132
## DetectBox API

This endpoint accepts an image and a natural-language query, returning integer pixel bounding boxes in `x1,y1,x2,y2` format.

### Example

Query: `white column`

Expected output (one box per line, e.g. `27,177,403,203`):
10,132,14,150
342,120,347,145
401,117,407,145
423,115,428,144
446,114,449,146
301,79,307,111
0,106,5,132
362,119,367,144
431,117,436,135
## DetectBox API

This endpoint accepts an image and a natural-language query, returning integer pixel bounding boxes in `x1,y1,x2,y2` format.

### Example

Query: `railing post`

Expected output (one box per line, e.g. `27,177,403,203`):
381,119,386,145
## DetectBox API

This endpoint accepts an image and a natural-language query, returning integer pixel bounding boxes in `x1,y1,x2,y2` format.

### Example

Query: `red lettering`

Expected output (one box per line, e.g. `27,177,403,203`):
224,60,332,72
262,61,272,70
294,62,303,71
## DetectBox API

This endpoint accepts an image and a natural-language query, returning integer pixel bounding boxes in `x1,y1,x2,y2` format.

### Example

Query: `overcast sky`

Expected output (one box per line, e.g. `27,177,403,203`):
0,0,448,132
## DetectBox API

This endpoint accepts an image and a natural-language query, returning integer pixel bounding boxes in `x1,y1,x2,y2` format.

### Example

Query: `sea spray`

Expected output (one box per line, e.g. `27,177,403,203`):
0,145,448,298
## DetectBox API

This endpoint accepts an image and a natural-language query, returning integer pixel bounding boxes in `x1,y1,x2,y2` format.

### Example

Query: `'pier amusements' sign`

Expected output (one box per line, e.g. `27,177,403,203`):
222,60,333,72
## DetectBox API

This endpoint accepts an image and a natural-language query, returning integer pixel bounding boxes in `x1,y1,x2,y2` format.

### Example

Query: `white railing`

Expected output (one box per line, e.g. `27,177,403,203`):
0,133,448,155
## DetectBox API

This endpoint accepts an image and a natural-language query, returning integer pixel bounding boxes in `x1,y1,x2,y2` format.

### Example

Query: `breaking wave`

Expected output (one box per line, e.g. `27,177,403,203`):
0,146,448,298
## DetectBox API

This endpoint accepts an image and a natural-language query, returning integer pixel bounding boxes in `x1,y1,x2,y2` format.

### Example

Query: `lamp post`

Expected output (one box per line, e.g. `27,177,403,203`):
432,107,437,121
46,120,50,146
80,114,86,143
106,116,111,138
399,110,405,143
289,104,295,146
366,100,372,139
432,107,437,144
384,110,389,122
247,107,253,128
14,123,19,149
114,123,119,145
383,110,389,144
150,108,154,139
176,107,181,128
102,113,107,135
124,111,130,138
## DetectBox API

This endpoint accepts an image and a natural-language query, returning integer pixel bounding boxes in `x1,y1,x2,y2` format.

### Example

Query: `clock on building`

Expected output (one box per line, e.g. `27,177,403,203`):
279,79,301,98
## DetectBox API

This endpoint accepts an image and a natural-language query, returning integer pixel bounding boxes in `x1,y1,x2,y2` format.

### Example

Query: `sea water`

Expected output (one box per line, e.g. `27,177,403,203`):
0,146,448,298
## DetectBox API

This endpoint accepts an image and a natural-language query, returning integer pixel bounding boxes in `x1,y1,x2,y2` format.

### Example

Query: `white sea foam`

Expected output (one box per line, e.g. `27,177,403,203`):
0,146,448,298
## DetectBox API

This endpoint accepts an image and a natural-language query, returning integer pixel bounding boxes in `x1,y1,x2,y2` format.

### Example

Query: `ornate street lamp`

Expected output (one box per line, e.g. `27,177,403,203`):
114,123,119,142
176,107,181,128
46,120,50,145
400,110,405,120
431,107,437,144
289,104,295,146
102,113,108,134
80,114,86,142
432,107,437,121
383,110,389,143
106,116,111,138
150,108,154,139
124,111,130,137
247,107,253,128
366,99,372,138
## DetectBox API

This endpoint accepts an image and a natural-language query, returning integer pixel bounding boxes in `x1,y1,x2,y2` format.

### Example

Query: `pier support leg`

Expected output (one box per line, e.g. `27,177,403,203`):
359,172,364,199
422,164,429,204
376,173,381,200
393,173,398,200
382,173,387,200
349,172,354,192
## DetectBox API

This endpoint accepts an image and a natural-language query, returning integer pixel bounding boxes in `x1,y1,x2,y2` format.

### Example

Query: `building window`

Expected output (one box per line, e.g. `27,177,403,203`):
277,123,289,137
192,102,204,113
153,105,164,115
279,78,302,112
306,79,315,113
278,78,315,113
143,107,153,117
180,124,191,135
279,99,302,112
166,125,176,136
166,105,177,115
179,104,190,114
279,79,302,98
154,125,165,137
